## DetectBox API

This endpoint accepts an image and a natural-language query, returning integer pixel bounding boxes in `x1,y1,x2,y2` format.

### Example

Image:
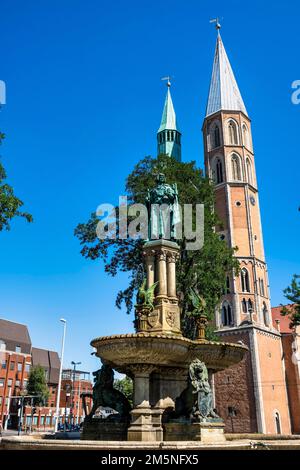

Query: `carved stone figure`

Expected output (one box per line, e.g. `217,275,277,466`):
190,359,219,420
86,364,131,422
146,173,180,240
136,279,159,311
174,359,219,422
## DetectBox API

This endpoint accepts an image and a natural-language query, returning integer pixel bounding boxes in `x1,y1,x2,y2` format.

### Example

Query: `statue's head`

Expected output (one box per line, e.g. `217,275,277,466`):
189,359,208,382
156,173,166,184
94,364,114,387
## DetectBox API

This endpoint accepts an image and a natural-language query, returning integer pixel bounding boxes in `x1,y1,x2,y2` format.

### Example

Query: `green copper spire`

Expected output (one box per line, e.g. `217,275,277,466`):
157,79,181,161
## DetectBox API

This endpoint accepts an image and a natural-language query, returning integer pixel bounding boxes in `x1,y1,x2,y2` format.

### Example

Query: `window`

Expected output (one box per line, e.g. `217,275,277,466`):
214,158,223,184
231,154,242,181
228,120,239,145
17,362,22,372
0,379,4,387
23,379,28,389
246,158,253,185
15,345,21,353
275,412,281,434
7,379,13,387
259,278,265,297
1,360,6,369
242,124,250,148
221,302,233,327
25,363,31,373
10,362,15,371
241,298,253,316
263,302,269,327
210,124,221,149
226,276,230,294
15,380,20,387
241,268,250,292
0,340,6,351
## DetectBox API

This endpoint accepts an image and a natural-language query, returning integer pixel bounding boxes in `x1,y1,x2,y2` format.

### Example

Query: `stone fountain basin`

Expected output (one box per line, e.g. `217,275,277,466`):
91,333,248,374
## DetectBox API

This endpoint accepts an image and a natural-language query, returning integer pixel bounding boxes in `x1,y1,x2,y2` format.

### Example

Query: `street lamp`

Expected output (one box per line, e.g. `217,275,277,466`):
71,361,81,427
54,318,67,433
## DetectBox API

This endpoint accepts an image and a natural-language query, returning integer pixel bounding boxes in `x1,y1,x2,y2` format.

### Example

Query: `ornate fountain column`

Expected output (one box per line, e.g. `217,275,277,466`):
138,239,181,336
127,365,163,442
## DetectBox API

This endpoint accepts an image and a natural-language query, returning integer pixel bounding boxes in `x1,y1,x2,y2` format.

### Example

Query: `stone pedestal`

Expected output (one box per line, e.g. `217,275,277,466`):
82,420,128,441
127,408,164,442
140,240,181,336
164,421,226,444
127,365,164,442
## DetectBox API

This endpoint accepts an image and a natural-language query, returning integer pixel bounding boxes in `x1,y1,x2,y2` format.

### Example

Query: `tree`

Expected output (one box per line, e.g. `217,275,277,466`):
0,132,32,231
281,274,300,329
75,154,240,339
26,365,50,406
114,376,133,407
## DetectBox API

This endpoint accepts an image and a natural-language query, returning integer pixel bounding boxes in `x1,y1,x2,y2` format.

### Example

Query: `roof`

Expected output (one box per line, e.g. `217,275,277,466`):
0,318,31,354
271,304,296,333
158,85,179,133
206,33,248,117
31,347,60,384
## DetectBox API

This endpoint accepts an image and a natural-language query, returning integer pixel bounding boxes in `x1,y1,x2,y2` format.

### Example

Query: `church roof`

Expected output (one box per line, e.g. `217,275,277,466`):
158,85,179,133
206,33,248,117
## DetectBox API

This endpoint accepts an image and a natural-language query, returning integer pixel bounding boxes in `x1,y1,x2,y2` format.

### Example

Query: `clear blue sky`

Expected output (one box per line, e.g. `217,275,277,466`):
0,0,299,373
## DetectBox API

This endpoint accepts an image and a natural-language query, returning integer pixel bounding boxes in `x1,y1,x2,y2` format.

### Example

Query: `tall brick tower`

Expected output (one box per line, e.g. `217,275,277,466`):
203,26,291,434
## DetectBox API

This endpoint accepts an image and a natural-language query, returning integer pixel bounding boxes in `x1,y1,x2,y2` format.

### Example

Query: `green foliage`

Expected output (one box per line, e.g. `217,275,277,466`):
0,132,33,231
281,274,300,329
26,365,50,406
75,154,240,339
114,376,133,406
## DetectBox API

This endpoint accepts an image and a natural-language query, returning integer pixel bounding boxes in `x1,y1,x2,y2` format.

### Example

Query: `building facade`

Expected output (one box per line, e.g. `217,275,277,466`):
0,318,93,430
202,29,291,434
60,369,93,426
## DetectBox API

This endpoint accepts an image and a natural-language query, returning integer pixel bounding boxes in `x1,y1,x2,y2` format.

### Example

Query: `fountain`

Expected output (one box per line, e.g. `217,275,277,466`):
82,174,247,443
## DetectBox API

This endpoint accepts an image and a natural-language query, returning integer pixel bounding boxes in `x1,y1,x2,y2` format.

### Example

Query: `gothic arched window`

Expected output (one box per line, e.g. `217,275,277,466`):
213,125,221,148
246,158,253,185
221,302,233,327
242,298,247,313
242,124,250,148
275,412,281,434
226,276,230,294
215,158,223,184
263,302,269,327
228,120,239,145
259,278,265,297
241,268,250,292
231,154,242,181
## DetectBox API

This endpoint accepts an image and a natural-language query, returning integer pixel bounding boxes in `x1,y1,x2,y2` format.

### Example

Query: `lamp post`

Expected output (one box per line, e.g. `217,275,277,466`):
54,318,67,433
71,361,81,427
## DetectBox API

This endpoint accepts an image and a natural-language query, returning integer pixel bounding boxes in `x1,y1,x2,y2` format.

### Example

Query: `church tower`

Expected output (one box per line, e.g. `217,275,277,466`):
157,80,181,161
203,27,291,434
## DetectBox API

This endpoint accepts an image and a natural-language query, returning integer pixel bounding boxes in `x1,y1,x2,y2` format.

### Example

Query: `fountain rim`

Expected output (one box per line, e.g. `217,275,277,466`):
90,332,248,352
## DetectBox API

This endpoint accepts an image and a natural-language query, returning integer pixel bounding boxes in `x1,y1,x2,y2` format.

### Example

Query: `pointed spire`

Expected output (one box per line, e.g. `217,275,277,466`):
157,80,181,161
158,80,179,133
206,33,248,117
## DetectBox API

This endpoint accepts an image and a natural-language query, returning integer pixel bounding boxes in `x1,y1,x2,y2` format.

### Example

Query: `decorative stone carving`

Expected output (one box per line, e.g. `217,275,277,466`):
85,365,131,423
